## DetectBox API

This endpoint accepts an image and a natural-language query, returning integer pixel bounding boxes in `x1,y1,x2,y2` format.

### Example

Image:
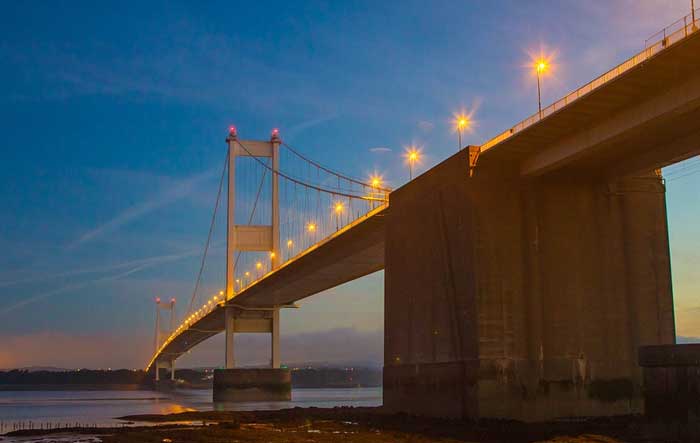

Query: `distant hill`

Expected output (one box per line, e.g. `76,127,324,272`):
10,366,70,372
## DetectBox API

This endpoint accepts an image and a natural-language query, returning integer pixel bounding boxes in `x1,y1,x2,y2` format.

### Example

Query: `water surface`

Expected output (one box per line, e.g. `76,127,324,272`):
0,387,382,429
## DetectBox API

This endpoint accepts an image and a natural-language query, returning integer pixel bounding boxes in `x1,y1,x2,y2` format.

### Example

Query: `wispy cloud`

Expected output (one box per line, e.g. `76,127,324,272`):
0,249,198,316
286,114,338,139
417,120,434,132
69,168,218,249
369,147,392,153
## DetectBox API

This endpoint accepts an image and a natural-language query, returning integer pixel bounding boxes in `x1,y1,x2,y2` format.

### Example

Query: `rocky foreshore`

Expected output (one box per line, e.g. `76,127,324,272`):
3,407,699,443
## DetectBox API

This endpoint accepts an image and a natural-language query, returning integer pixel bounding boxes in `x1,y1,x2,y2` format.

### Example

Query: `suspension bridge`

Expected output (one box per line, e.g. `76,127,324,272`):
147,127,391,387
145,10,700,421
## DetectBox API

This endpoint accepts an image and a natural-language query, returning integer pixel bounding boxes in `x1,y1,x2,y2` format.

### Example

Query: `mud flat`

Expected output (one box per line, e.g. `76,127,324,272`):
4,407,699,442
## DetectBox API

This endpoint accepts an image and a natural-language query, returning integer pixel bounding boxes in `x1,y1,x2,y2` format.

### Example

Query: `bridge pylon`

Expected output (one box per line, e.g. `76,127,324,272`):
213,127,290,402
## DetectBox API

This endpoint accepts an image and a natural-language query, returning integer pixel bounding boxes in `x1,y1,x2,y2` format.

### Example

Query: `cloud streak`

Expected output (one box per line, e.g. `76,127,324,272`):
69,168,218,249
0,249,199,316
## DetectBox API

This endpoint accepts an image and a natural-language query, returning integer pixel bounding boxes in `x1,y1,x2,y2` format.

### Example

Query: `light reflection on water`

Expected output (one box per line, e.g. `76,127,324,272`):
0,387,382,427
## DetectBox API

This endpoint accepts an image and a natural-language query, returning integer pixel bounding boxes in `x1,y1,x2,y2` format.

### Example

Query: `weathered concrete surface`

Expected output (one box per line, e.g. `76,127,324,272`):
639,344,700,422
384,149,675,421
213,368,291,402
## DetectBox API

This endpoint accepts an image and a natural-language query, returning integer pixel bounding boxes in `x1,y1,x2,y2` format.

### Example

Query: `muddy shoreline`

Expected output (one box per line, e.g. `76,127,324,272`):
4,407,699,442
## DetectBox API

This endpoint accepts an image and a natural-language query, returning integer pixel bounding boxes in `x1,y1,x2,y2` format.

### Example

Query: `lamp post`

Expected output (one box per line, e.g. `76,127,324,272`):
457,117,468,151
334,202,344,231
407,150,418,180
535,60,548,119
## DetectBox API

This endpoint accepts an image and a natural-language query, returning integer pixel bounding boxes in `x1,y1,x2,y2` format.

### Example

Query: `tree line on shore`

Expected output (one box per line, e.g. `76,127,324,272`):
0,367,382,388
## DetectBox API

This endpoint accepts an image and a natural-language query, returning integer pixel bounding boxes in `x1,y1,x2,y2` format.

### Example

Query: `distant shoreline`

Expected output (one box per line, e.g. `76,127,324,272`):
0,384,145,391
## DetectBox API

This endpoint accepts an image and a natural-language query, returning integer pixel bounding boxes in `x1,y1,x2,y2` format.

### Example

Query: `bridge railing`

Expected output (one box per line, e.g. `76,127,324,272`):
481,8,699,153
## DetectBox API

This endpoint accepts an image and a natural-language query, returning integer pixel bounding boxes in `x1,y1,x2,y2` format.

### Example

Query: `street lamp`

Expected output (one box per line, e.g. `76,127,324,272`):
454,114,470,151
534,59,548,118
334,201,344,230
405,147,420,180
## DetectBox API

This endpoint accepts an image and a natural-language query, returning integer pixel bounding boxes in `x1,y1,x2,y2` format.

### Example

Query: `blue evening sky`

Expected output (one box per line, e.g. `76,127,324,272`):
1,0,698,368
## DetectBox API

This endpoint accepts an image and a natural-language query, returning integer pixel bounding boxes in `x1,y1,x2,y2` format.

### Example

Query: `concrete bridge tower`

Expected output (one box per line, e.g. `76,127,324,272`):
214,127,290,401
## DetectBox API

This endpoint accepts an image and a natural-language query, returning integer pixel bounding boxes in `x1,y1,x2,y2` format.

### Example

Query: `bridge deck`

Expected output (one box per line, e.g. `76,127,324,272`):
480,26,700,177
150,206,386,367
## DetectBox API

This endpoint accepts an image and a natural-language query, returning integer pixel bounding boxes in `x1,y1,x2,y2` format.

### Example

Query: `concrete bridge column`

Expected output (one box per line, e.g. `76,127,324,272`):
383,148,675,422
271,307,280,368
225,306,236,369
214,306,290,402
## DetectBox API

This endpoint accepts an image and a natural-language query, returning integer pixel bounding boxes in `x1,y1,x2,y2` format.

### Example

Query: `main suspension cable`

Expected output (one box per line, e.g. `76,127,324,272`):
186,149,228,316
236,140,384,201
282,141,392,193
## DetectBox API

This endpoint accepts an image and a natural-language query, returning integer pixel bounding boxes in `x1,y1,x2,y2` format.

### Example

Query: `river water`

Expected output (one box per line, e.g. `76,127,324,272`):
0,387,382,431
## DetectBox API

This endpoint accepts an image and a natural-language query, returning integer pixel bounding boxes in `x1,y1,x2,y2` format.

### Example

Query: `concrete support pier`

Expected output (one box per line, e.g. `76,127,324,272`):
639,344,700,423
213,368,291,402
214,305,289,402
384,149,675,422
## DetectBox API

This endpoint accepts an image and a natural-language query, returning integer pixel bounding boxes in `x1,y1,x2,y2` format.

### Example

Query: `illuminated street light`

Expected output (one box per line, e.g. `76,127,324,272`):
453,114,471,151
334,202,344,230
534,58,549,118
307,222,316,233
287,239,293,248
404,147,421,180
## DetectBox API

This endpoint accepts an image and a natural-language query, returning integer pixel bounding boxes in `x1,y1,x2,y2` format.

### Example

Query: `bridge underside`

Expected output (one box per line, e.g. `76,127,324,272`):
480,29,700,178
154,208,386,364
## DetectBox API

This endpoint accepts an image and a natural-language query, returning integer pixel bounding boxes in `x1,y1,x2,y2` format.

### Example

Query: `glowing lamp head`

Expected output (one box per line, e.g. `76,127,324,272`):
228,125,237,136
334,202,344,214
535,60,548,74
245,271,250,277
287,239,293,248
370,176,382,188
408,150,419,162
307,222,317,233
269,251,276,259
256,261,262,270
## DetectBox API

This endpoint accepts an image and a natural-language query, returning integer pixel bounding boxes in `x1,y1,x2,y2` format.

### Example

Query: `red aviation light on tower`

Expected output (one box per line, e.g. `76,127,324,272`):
155,297,161,304
170,298,176,304
228,125,237,136
271,128,280,140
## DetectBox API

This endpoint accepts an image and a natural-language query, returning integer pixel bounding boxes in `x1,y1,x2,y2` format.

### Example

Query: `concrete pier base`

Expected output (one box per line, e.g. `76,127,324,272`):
639,344,700,423
213,368,291,402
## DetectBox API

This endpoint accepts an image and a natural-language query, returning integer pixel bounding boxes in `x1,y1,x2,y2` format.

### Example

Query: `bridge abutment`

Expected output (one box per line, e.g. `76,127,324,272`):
384,149,675,421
